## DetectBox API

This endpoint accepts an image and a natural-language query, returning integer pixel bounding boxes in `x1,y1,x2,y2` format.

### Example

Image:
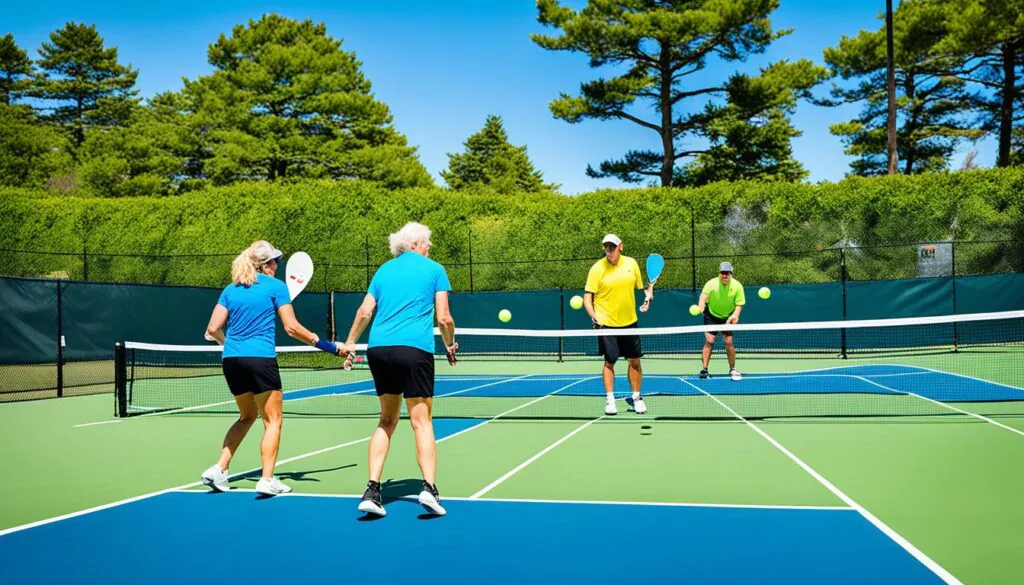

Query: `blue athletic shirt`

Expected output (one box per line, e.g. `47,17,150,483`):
217,273,291,359
368,251,452,354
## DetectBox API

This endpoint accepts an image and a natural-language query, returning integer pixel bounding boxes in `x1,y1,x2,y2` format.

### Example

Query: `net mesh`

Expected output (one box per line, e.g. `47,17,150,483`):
116,311,1024,421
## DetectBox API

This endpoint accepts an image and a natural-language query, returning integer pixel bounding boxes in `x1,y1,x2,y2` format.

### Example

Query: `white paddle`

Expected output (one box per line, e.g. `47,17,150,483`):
286,252,314,300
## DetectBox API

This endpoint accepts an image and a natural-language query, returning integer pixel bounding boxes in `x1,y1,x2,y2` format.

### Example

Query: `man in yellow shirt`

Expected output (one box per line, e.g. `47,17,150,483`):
696,261,745,381
583,234,653,415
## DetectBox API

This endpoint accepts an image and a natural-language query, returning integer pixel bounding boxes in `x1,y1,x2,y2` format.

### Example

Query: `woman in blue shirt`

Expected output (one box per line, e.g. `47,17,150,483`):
341,222,457,517
201,240,340,496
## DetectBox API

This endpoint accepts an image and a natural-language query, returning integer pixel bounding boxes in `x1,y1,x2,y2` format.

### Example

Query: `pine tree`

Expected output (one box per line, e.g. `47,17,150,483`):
0,34,33,105
442,115,552,193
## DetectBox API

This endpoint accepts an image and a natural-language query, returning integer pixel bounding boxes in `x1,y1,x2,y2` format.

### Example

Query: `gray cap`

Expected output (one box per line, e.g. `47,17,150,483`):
719,261,733,273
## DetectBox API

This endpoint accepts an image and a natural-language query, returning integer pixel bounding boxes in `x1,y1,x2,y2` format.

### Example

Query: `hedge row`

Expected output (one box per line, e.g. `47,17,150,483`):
1,169,1022,291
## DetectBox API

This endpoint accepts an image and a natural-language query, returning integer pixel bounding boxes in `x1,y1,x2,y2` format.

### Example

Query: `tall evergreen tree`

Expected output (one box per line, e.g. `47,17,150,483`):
532,0,827,187
181,14,432,188
939,0,1024,167
822,0,982,175
0,34,33,105
32,23,139,147
442,115,552,193
0,104,70,187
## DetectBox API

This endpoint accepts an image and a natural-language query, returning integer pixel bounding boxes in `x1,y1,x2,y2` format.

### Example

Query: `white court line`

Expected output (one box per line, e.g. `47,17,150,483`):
470,416,603,499
170,488,853,511
678,377,964,585
432,374,534,398
908,365,1024,393
4,374,591,537
854,376,1024,438
74,377,378,428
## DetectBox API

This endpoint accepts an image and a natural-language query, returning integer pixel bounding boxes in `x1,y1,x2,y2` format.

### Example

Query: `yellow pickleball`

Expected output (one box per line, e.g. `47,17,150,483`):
689,304,701,316
758,287,771,299
569,295,583,310
498,309,512,322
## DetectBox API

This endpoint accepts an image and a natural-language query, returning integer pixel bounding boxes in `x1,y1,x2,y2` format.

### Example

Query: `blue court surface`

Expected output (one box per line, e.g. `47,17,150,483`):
0,491,945,585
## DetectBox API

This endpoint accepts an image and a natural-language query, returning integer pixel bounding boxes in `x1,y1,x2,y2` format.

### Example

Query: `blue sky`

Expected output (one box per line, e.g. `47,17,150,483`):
1,0,996,194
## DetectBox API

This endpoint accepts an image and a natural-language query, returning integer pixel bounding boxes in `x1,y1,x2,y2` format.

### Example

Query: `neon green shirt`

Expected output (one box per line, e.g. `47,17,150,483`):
702,277,745,319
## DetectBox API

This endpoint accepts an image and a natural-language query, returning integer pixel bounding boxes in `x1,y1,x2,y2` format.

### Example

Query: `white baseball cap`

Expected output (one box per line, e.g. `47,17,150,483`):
602,234,622,246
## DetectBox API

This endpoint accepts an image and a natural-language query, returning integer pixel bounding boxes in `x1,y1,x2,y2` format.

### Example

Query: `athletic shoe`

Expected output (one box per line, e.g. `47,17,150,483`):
254,476,292,496
418,481,447,516
604,396,618,415
699,368,710,380
730,368,742,381
201,464,230,492
632,396,647,415
357,481,386,517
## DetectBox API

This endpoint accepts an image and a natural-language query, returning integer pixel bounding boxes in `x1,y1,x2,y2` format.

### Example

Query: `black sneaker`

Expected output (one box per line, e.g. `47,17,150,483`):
699,368,710,380
418,481,447,516
357,480,386,517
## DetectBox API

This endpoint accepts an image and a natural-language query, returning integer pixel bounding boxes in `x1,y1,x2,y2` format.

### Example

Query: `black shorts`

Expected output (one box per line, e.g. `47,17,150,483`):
596,323,643,365
222,357,282,396
703,309,731,335
367,346,435,399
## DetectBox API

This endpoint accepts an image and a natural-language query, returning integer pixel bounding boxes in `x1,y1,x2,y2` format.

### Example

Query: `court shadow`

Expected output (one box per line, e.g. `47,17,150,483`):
380,478,423,504
239,463,358,484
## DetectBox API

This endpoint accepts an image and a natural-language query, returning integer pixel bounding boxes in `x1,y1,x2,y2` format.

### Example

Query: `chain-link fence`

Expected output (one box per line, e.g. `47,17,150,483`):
2,236,1020,292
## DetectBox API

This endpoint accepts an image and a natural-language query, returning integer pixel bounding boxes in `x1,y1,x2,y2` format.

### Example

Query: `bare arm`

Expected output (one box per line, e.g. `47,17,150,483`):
435,291,456,347
278,304,325,347
205,304,228,345
583,291,598,325
727,305,743,325
697,292,709,313
343,294,377,351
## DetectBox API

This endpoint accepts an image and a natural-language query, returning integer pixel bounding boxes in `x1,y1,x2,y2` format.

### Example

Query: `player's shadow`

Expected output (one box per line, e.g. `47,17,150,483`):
241,463,357,485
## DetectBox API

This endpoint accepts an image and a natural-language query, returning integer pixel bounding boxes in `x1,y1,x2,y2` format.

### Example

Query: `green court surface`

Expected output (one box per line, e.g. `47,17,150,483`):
1,350,1022,584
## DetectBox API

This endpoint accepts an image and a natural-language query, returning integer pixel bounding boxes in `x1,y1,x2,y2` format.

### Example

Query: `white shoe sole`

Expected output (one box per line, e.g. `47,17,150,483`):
731,375,743,381
634,403,647,415
418,491,447,516
255,482,292,496
358,499,387,517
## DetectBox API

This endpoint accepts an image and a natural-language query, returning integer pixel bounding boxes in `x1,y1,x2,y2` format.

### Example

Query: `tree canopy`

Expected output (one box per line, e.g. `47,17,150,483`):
442,115,553,193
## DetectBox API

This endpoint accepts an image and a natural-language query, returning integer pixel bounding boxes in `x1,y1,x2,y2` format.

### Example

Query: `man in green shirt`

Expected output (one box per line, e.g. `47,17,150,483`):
695,261,745,381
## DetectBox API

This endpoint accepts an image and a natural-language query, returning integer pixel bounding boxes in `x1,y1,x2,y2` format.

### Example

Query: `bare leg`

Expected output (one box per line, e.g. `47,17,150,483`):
367,394,402,482
702,332,716,369
254,390,283,479
406,397,436,485
216,393,259,472
724,333,737,370
627,358,642,393
603,361,615,398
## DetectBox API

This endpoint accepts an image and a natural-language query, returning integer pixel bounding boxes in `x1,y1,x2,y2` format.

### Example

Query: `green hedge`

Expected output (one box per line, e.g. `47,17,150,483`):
1,169,1022,291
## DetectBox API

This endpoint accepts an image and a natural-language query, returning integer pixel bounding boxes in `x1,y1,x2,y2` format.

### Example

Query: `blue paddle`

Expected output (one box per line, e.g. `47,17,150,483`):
646,253,665,286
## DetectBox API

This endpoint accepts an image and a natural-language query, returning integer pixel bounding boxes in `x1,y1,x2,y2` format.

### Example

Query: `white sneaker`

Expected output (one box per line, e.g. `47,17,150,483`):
605,397,618,416
201,464,230,492
632,396,647,415
730,369,743,381
255,476,292,496
418,482,447,516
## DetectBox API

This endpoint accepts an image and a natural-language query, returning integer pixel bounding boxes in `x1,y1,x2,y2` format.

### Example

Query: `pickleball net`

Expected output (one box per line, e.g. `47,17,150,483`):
115,310,1024,421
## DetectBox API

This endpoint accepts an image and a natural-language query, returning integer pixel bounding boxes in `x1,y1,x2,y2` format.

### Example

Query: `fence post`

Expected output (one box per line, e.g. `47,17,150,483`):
468,227,475,293
364,235,371,289
690,211,697,292
56,281,64,398
840,247,848,359
82,246,88,281
558,287,565,362
951,240,959,351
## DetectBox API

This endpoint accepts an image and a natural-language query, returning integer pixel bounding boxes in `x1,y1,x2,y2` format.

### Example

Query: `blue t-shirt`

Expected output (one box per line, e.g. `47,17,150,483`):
368,252,452,354
217,273,291,358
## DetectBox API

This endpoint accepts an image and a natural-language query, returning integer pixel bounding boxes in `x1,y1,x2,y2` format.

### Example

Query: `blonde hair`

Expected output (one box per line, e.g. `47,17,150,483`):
231,240,280,286
388,222,432,257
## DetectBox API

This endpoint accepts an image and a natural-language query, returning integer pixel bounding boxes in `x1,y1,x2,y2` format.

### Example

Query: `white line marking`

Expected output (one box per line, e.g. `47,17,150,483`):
470,416,603,499
0,434,370,537
75,377,377,428
908,365,1024,393
8,375,593,536
854,376,1024,438
678,377,964,585
170,489,854,511
432,374,534,398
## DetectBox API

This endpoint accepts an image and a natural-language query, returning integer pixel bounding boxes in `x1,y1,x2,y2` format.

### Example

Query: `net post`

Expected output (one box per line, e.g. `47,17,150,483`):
558,288,565,362
114,341,127,417
951,239,959,351
468,227,475,293
56,281,64,398
839,247,848,359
